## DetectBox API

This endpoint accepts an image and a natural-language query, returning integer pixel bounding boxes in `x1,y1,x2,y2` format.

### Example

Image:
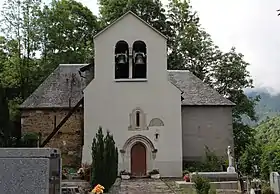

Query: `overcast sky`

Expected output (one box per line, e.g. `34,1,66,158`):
1,0,280,93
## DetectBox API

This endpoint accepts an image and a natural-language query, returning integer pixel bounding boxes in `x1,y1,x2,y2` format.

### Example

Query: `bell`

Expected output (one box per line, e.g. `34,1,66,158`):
134,53,145,65
116,53,127,65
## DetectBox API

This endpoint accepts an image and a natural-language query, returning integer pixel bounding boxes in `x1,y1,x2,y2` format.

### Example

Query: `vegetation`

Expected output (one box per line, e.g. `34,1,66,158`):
192,174,211,194
183,146,226,173
91,127,118,192
245,90,280,126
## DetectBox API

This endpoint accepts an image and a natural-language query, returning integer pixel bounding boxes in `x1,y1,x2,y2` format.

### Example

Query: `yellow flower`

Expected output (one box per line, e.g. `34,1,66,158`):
91,184,105,194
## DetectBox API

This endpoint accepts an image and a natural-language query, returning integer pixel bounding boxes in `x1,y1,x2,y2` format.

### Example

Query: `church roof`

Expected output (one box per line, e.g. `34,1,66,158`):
20,64,234,109
93,11,167,40
20,64,87,109
168,70,235,106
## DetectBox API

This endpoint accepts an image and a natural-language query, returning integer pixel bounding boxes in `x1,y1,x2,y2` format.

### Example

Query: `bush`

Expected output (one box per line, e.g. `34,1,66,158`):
148,169,159,175
183,146,225,173
193,174,211,194
91,127,118,192
20,132,39,147
261,182,274,194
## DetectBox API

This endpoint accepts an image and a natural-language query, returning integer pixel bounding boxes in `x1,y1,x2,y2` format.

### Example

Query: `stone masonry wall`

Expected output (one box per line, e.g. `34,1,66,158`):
21,108,83,168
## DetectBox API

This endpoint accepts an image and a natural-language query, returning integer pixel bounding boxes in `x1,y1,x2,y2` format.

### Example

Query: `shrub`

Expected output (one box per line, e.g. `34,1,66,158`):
262,182,274,194
20,132,39,147
120,170,131,175
193,174,211,194
183,146,225,173
148,169,159,175
91,127,118,192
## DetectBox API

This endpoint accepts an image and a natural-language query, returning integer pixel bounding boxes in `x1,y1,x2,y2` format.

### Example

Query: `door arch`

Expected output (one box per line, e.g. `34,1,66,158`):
131,142,146,176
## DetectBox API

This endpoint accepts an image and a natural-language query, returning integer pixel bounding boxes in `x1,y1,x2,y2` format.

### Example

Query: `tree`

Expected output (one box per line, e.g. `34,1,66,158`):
98,0,171,37
167,0,217,82
260,142,280,181
91,127,118,191
39,0,100,69
1,0,43,99
238,141,262,178
211,48,260,159
0,85,12,147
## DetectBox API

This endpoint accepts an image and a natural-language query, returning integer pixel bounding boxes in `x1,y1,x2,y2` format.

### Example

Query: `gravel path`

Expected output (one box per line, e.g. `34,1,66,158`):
119,178,175,194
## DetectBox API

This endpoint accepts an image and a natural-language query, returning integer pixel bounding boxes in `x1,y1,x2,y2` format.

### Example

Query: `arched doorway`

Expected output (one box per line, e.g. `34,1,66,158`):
131,142,146,176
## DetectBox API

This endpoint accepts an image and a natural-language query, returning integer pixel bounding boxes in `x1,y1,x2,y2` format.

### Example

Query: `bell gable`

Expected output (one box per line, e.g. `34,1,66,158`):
92,11,168,84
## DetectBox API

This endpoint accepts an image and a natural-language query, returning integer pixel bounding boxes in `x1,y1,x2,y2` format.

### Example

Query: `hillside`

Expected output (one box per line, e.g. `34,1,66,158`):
254,116,280,145
245,89,280,125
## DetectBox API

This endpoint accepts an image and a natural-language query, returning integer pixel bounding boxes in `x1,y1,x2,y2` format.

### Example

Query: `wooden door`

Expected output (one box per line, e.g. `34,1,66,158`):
131,142,146,177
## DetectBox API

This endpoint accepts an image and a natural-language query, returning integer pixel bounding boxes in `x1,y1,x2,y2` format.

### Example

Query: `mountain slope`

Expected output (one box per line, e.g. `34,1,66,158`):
245,89,280,125
255,116,280,144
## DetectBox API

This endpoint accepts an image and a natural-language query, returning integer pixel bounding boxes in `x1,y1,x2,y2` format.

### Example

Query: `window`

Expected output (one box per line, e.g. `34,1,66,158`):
136,111,140,127
132,40,147,79
128,108,147,131
115,40,129,79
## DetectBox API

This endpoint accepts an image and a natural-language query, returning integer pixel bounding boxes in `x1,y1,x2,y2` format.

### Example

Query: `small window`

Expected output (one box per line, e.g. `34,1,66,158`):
136,111,140,127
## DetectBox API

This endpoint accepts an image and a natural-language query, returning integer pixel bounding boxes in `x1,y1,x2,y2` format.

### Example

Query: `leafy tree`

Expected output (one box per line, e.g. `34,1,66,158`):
238,141,262,178
39,0,100,69
167,0,217,82
98,0,171,36
1,0,43,99
260,142,280,181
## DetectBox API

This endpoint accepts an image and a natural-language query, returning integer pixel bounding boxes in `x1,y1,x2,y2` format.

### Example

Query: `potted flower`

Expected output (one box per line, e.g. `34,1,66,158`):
120,170,131,180
149,169,160,179
183,174,190,182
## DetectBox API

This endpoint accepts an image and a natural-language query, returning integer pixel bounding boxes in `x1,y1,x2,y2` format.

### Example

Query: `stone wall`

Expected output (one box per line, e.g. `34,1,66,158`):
21,108,83,168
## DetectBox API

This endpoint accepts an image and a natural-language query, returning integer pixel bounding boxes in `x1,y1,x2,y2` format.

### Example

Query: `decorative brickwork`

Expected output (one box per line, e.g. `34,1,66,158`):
21,108,83,168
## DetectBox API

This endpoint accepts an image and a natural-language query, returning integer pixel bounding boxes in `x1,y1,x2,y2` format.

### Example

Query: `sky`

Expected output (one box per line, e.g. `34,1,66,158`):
1,0,280,94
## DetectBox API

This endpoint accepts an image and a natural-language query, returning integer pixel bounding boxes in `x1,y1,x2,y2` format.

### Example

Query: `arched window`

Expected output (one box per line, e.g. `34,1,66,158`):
136,111,140,127
128,107,147,131
115,40,129,79
132,40,147,79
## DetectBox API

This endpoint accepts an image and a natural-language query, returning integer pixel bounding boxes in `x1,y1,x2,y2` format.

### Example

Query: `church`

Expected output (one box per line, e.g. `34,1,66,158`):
20,11,235,177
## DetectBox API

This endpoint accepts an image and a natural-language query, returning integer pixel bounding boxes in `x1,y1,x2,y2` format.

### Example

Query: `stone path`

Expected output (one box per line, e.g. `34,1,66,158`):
119,178,175,194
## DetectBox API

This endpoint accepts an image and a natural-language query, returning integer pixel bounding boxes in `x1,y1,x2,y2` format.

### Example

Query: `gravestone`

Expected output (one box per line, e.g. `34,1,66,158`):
270,172,280,194
0,148,61,194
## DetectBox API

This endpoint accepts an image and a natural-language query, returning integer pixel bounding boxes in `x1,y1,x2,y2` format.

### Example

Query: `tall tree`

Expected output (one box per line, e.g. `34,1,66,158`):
98,0,171,37
211,48,260,159
167,0,218,82
0,85,12,147
1,0,43,99
39,0,99,69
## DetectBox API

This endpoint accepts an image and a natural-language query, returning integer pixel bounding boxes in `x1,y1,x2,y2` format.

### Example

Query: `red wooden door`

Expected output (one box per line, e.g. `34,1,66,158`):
131,142,146,176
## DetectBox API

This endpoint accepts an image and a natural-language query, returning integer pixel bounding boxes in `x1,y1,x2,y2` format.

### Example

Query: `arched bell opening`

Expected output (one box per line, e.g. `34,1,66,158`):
132,40,147,79
115,40,129,79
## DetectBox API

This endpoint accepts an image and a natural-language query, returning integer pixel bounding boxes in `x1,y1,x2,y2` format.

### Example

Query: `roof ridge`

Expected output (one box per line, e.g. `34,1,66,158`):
93,11,167,40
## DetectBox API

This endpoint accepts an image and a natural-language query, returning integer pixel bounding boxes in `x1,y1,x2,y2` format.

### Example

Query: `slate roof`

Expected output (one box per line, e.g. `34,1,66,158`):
168,70,234,106
20,65,234,109
20,64,87,109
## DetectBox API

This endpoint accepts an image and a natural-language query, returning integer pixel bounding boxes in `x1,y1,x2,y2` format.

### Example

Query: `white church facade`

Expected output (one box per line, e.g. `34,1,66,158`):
82,11,234,177
20,11,234,177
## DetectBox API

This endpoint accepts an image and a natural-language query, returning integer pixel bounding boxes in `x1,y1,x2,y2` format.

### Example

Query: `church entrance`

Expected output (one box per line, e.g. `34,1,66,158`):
131,142,146,177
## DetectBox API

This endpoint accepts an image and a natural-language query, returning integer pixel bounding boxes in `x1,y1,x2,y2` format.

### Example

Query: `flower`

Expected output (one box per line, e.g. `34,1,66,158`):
91,184,105,194
183,174,190,182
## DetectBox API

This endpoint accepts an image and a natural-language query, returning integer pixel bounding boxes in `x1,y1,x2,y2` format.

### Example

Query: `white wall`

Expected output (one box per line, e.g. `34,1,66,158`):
82,13,182,177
